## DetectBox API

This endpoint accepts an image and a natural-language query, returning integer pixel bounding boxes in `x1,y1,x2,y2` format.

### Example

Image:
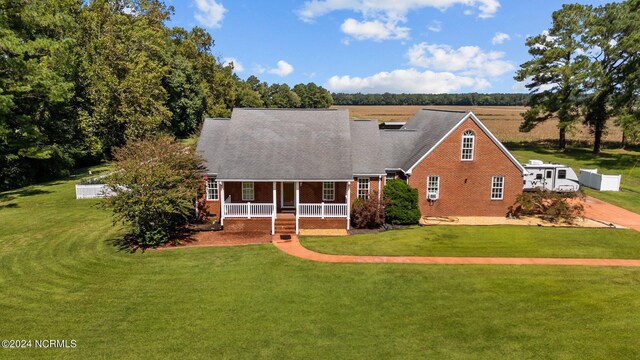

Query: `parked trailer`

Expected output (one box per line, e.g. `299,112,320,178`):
522,160,580,192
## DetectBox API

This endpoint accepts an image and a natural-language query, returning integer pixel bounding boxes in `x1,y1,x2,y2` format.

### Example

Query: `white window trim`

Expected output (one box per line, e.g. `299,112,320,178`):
322,182,335,201
491,176,504,200
242,182,254,201
427,176,440,200
357,177,370,199
461,130,475,161
206,178,218,201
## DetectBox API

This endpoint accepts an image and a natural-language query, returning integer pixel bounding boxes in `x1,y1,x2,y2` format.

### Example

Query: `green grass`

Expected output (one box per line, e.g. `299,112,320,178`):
2,171,640,358
508,143,640,214
301,226,640,259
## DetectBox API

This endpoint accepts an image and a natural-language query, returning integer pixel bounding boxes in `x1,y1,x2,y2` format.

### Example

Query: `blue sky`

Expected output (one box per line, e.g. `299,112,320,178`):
167,0,606,94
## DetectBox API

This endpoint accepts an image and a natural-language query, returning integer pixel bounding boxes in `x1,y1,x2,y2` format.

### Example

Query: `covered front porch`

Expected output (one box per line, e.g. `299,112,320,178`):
219,181,351,234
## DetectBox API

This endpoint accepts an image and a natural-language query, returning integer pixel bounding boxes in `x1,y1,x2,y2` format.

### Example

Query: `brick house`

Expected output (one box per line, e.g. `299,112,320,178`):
196,108,525,234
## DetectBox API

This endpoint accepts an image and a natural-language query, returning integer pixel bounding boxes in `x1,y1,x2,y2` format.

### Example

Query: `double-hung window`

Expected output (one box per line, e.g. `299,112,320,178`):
242,182,254,201
461,130,475,160
323,182,335,201
491,176,504,200
206,178,218,201
357,178,370,199
427,176,440,200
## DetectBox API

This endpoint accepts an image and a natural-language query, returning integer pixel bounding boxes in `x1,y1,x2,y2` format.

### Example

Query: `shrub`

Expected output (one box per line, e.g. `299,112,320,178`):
102,135,205,249
383,179,421,225
351,191,389,229
509,189,585,224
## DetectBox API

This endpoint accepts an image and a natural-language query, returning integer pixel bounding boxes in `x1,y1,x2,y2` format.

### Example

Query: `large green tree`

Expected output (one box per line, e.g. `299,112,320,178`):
0,0,84,188
103,135,205,249
292,82,333,108
77,0,172,156
514,4,589,150
581,0,640,153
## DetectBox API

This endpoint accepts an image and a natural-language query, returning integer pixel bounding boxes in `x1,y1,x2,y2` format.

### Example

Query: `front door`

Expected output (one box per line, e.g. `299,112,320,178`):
282,182,295,208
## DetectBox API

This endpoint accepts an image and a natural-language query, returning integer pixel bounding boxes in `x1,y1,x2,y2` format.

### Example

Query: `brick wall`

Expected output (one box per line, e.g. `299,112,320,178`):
349,176,383,206
223,181,273,203
408,117,523,217
299,182,347,203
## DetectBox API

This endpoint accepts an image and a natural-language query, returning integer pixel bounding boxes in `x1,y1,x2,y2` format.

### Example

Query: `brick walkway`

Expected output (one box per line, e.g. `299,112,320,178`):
581,196,640,231
272,235,640,267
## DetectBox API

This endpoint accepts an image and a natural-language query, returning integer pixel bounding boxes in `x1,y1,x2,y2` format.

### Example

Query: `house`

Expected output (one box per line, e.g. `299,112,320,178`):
196,108,526,234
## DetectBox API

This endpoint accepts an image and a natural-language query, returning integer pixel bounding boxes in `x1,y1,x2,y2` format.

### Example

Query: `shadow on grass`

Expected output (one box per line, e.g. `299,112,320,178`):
0,203,19,210
0,188,52,202
106,229,199,253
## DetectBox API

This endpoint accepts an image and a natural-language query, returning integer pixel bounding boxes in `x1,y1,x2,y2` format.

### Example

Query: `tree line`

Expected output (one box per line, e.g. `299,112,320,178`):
516,0,639,153
0,0,333,190
332,93,530,106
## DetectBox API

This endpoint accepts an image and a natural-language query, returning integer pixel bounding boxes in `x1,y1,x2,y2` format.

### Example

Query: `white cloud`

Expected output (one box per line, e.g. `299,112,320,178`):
491,32,510,45
512,78,557,93
194,0,227,28
223,57,244,73
427,20,442,32
325,68,490,93
298,0,500,22
340,18,409,41
268,60,294,77
407,42,514,77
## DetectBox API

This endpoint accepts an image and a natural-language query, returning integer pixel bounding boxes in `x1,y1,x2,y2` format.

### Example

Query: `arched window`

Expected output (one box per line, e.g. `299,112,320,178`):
461,130,475,160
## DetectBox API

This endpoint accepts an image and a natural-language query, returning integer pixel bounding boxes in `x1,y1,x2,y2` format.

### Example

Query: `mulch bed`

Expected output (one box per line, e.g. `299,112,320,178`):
159,230,272,250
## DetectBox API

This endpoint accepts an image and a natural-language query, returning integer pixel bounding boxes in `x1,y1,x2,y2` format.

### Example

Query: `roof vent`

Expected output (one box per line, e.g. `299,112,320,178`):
528,160,544,165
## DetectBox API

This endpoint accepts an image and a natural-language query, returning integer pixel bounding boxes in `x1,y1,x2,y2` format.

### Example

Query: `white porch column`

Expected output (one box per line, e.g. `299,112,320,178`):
378,175,382,200
220,181,225,226
272,181,276,235
346,181,351,230
295,181,300,235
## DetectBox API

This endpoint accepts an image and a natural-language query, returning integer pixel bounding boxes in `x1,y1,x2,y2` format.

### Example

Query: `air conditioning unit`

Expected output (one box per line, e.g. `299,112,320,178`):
427,192,438,201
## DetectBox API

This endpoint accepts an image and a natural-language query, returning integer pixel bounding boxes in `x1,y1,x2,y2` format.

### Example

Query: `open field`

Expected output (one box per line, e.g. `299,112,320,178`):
334,105,624,143
302,226,640,258
2,169,640,358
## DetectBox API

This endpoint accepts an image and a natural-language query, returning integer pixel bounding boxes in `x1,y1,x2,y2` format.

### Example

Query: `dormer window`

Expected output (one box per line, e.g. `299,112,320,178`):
461,130,475,161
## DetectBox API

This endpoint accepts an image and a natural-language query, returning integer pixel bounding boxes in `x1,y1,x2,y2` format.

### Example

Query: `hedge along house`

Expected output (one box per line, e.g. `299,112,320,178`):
196,108,526,234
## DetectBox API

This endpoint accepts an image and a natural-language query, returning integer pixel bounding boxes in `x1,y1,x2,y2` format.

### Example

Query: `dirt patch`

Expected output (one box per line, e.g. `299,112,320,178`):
419,215,618,228
158,231,272,250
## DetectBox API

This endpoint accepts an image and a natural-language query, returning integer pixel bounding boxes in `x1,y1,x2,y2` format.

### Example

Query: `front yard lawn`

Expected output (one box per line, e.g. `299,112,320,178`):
2,171,640,358
301,226,640,259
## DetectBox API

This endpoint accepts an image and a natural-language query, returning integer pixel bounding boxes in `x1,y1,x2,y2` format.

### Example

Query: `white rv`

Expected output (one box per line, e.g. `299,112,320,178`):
523,160,580,192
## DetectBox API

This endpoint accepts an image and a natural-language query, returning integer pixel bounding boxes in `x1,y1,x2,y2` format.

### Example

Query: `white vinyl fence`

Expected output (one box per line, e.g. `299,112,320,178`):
75,184,112,199
579,169,621,191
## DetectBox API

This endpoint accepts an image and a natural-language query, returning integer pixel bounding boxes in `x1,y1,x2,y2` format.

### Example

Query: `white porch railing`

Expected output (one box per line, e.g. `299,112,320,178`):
223,203,274,218
75,184,113,199
299,203,348,218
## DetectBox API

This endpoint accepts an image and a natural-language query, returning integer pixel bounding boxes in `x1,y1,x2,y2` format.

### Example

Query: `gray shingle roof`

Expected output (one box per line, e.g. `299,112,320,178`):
195,118,230,174
210,108,353,181
400,109,469,170
379,130,424,169
350,120,385,175
196,107,522,180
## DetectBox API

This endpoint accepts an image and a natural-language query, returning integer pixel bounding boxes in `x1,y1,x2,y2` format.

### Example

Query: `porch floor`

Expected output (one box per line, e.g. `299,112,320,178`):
277,212,295,219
